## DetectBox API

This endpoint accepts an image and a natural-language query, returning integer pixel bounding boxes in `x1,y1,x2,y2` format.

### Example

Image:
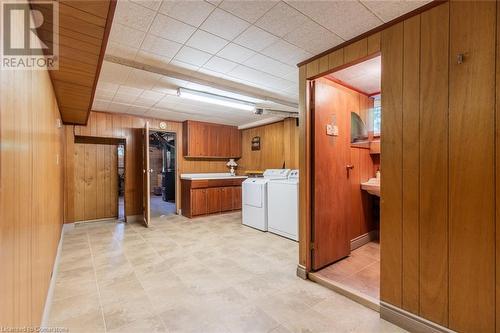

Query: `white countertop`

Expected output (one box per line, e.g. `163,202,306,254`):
180,173,248,180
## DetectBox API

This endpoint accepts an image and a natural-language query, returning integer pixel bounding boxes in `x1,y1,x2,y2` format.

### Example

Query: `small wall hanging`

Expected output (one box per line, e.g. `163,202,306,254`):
251,136,261,151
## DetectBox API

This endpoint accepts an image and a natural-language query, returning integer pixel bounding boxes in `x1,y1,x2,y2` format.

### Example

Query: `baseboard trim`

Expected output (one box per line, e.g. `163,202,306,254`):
380,302,456,333
296,264,307,279
308,272,380,312
41,224,65,326
350,230,379,251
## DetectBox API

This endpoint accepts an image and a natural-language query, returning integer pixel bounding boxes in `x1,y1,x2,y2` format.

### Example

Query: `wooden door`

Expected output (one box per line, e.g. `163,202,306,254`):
311,78,352,270
73,143,118,222
207,187,221,214
220,187,233,211
142,121,151,227
191,189,207,216
232,186,242,210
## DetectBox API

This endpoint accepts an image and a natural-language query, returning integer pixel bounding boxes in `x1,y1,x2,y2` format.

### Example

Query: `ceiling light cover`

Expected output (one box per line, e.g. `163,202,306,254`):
177,87,256,111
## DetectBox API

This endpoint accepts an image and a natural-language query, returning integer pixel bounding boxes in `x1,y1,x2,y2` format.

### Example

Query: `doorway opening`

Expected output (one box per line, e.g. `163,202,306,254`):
149,130,177,218
73,136,126,224
117,144,125,221
308,55,381,309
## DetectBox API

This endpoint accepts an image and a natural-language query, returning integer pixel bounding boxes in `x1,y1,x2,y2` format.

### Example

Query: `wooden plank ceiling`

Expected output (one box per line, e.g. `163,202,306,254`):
32,0,116,125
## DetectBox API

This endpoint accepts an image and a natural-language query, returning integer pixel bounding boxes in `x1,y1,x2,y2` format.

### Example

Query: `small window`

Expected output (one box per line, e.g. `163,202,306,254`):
372,95,381,136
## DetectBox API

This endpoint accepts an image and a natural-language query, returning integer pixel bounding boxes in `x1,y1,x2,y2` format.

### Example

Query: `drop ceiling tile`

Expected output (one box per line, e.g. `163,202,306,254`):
361,0,431,22
92,99,110,111
108,102,132,113
126,105,150,116
198,67,226,79
140,90,165,100
130,0,161,11
150,14,197,44
202,56,238,74
170,59,201,71
173,46,212,67
106,41,139,60
227,65,265,84
284,20,343,54
255,2,308,37
109,23,145,48
152,77,187,95
283,70,298,83
260,39,312,65
159,1,215,27
234,26,279,52
95,89,116,100
99,62,131,84
200,8,250,40
217,43,255,63
135,50,171,68
96,81,119,92
186,30,229,54
286,1,382,40
141,35,183,59
243,53,294,78
124,69,162,90
114,0,156,32
133,97,158,108
219,0,277,23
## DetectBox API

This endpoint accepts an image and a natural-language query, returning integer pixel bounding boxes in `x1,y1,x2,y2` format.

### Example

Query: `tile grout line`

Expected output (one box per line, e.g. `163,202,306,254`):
86,229,108,333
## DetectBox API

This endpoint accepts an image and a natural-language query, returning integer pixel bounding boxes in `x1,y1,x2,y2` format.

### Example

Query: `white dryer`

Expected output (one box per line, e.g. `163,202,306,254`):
267,170,299,241
242,169,290,231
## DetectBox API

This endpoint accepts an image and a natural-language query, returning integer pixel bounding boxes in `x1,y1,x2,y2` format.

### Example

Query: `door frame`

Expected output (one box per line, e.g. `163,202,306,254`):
147,127,180,216
299,52,381,274
73,135,127,223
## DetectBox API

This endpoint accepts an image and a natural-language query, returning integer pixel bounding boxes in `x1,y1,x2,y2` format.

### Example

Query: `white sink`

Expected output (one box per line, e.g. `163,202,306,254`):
361,178,380,197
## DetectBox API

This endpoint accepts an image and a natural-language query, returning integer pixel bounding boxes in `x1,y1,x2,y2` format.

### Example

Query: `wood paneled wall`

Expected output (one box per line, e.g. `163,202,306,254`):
0,11,64,326
64,111,228,222
238,118,299,172
300,1,498,331
33,0,116,124
73,143,118,221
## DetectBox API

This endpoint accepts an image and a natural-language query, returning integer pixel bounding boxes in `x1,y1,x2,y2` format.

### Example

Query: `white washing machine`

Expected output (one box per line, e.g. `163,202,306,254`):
242,169,290,231
267,170,299,241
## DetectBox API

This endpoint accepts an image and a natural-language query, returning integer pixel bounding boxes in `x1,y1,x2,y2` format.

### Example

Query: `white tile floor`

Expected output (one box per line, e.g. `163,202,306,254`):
47,212,405,333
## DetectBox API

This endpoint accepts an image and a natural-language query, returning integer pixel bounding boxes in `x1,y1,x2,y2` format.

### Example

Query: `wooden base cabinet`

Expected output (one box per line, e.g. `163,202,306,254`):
181,179,244,218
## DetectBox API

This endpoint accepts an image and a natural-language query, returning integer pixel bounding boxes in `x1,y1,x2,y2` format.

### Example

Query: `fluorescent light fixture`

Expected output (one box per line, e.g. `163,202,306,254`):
177,87,256,111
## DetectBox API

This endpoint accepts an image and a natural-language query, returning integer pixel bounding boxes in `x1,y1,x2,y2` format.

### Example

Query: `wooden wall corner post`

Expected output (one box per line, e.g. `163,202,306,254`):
298,65,311,276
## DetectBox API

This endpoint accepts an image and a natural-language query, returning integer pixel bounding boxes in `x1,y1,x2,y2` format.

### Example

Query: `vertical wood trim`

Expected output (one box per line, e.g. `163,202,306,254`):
419,3,449,325
449,1,496,331
497,2,500,332
298,65,310,268
380,22,404,307
402,14,421,315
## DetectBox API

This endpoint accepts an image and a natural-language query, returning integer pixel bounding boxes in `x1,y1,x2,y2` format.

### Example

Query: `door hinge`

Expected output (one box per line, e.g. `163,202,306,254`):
310,242,315,250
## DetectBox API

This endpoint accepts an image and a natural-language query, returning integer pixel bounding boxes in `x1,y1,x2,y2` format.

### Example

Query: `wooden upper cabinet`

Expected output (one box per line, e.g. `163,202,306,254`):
183,120,241,158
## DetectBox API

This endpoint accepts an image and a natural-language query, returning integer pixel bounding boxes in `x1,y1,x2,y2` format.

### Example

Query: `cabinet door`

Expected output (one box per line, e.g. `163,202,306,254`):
220,187,233,212
206,187,221,214
217,126,231,157
232,186,242,210
229,128,241,158
191,189,207,216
